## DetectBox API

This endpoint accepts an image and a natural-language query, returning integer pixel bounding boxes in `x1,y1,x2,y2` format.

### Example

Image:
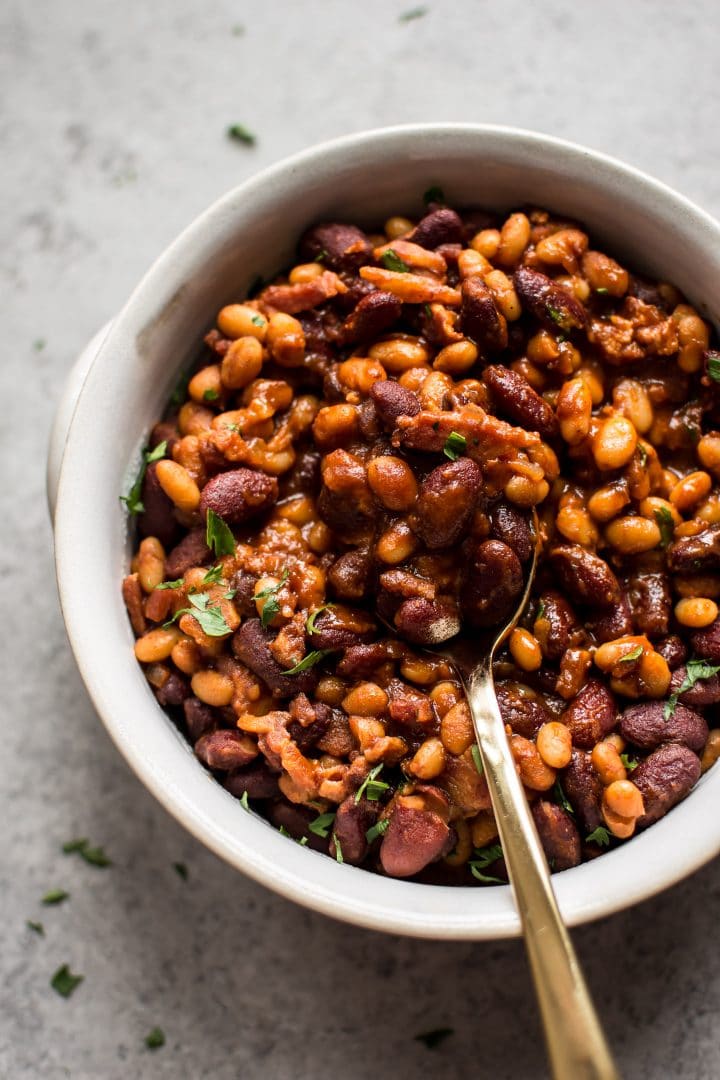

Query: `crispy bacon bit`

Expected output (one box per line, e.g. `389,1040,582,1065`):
359,265,461,305
260,270,348,314
589,297,679,364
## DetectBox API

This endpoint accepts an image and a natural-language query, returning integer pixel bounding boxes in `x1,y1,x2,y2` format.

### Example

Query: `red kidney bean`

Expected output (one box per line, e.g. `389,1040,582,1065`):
165,528,212,579
655,635,688,670
336,642,396,679
287,696,333,751
233,619,319,696
548,545,621,608
379,796,451,878
535,590,581,660
563,749,604,833
634,743,701,829
223,760,280,800
496,682,552,738
409,208,464,249
307,604,377,649
268,801,329,853
620,702,708,753
183,697,216,743
531,800,581,871
387,679,437,733
329,795,378,865
514,267,588,331
155,672,191,708
585,596,633,644
194,729,258,771
414,458,482,549
484,365,559,439
669,664,720,706
667,524,720,573
460,278,508,351
625,571,671,637
488,502,534,562
327,551,373,600
369,379,421,427
283,450,322,495
561,679,617,749
298,222,373,271
199,468,279,525
139,461,178,548
690,618,720,663
461,539,523,628
394,597,461,645
340,290,402,344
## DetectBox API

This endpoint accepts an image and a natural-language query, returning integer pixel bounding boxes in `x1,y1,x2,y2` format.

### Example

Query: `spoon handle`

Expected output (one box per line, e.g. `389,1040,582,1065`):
466,663,620,1080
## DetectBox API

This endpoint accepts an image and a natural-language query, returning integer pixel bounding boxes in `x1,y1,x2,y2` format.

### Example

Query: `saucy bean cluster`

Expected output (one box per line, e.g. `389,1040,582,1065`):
123,200,720,883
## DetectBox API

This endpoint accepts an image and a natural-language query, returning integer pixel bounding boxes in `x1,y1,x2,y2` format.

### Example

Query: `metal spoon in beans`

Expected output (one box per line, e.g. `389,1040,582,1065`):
378,507,618,1080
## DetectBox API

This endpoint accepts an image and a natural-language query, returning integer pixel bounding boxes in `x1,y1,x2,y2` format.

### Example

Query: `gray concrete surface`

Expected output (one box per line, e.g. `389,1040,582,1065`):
3,1,720,1076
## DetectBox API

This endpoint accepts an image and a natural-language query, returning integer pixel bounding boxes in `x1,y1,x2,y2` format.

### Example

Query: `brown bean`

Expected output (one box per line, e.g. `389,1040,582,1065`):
233,619,318,696
563,749,604,833
414,458,482,549
625,571,671,638
379,796,452,878
394,597,461,645
461,539,524,629
223,760,280,800
337,642,394,679
496,682,552,738
548,545,621,608
561,679,617,749
329,795,377,865
669,664,720,706
655,635,688,670
514,267,588,331
619,702,708,753
138,461,178,549
409,208,464,249
307,604,377,649
533,591,580,661
531,800,581,870
484,364,558,438
488,502,534,562
155,672,191,707
183,697,216,743
369,379,421,427
460,278,508,351
633,743,701,828
690,618,720,663
327,551,373,600
667,524,720,573
165,528,212,579
339,290,402,344
298,222,372,271
194,730,258,771
200,468,279,524
585,596,634,644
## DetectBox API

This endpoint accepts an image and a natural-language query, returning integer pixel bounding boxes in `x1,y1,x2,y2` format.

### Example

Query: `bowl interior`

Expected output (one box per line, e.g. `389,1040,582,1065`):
54,124,720,938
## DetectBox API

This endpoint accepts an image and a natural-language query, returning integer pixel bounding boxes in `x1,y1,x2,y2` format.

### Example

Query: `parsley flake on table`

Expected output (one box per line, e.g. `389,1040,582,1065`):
206,509,236,558
414,1027,454,1050
443,430,467,461
282,649,333,675
26,920,44,935
42,889,69,906
227,123,256,146
256,569,289,628
654,506,675,548
173,862,188,881
399,6,428,21
380,249,410,273
33,338,46,351
309,811,336,838
120,440,167,515
62,838,112,868
365,818,390,843
355,764,390,803
586,826,611,847
51,964,84,998
664,660,720,719
145,1027,165,1050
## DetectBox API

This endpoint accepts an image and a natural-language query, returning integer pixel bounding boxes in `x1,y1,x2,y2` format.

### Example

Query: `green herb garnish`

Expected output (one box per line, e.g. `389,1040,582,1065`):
62,838,111,868
33,338,46,351
51,964,83,998
399,6,428,21
165,592,232,637
26,920,44,935
203,388,219,402
381,249,410,273
240,791,250,810
309,811,336,838
231,23,245,35
443,430,467,461
156,578,184,591
170,370,190,407
255,569,289,629
314,249,328,263
173,862,188,881
423,303,433,317
637,443,648,467
595,287,609,295
333,836,344,863
422,184,444,205
366,818,390,843
620,753,638,772
471,744,484,775
707,351,720,383
547,304,564,326
619,645,643,663
145,1027,165,1050
306,603,334,635
468,843,504,884
536,600,546,621
355,764,390,803
414,1028,454,1050
206,509,236,558
282,649,333,675
42,889,69,906
664,660,720,719
586,826,611,847
654,506,675,548
227,123,256,146
120,440,167,515
201,564,224,586
553,779,574,816
251,314,265,327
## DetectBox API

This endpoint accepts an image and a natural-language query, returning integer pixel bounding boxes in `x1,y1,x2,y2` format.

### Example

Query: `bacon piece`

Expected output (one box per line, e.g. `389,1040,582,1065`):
372,239,448,276
393,408,540,465
260,270,347,314
359,266,461,305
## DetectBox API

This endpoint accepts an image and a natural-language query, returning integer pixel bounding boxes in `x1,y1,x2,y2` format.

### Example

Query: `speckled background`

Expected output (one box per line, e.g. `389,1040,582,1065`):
3,1,720,1077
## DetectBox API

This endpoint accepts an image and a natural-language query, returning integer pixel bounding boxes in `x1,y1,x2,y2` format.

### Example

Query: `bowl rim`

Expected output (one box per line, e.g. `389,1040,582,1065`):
53,122,720,939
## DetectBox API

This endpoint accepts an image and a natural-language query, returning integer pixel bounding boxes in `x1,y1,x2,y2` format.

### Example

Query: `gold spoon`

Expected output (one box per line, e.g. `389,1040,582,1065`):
393,513,620,1080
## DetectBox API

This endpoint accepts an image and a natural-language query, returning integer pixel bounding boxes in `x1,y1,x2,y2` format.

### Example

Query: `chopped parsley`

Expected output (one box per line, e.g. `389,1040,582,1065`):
595,287,609,295
355,764,390,803
415,1028,454,1050
62,838,111,868
469,843,504,884
333,836,344,863
471,744,484,776
120,440,167,515
201,564,224,586
536,599,546,621
553,779,574,816
42,889,69,906
26,920,44,935
165,592,232,637
619,645,643,664
654,506,675,548
206,509,236,558
173,862,188,881
203,388,219,402
546,304,564,326
251,314,266,327
443,430,467,461
366,818,390,843
282,649,333,675
423,303,433,317
255,569,289,629
306,603,333,635
240,791,250,811
227,123,256,146
380,249,410,273
231,23,245,35
586,826,611,847
33,338,46,351
145,1027,165,1050
706,350,720,383
399,6,428,21
309,811,336,838
637,443,649,467
170,370,190,407
155,578,184,591
51,964,84,998
664,660,720,719
422,184,444,205
314,249,328,263
620,753,638,772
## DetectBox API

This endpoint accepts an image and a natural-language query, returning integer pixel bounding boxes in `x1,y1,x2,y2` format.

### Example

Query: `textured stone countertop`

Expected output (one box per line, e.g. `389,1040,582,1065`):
3,1,720,1076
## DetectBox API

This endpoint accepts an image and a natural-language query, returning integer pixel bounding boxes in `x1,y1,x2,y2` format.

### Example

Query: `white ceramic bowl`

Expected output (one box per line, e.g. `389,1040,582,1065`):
51,124,720,939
